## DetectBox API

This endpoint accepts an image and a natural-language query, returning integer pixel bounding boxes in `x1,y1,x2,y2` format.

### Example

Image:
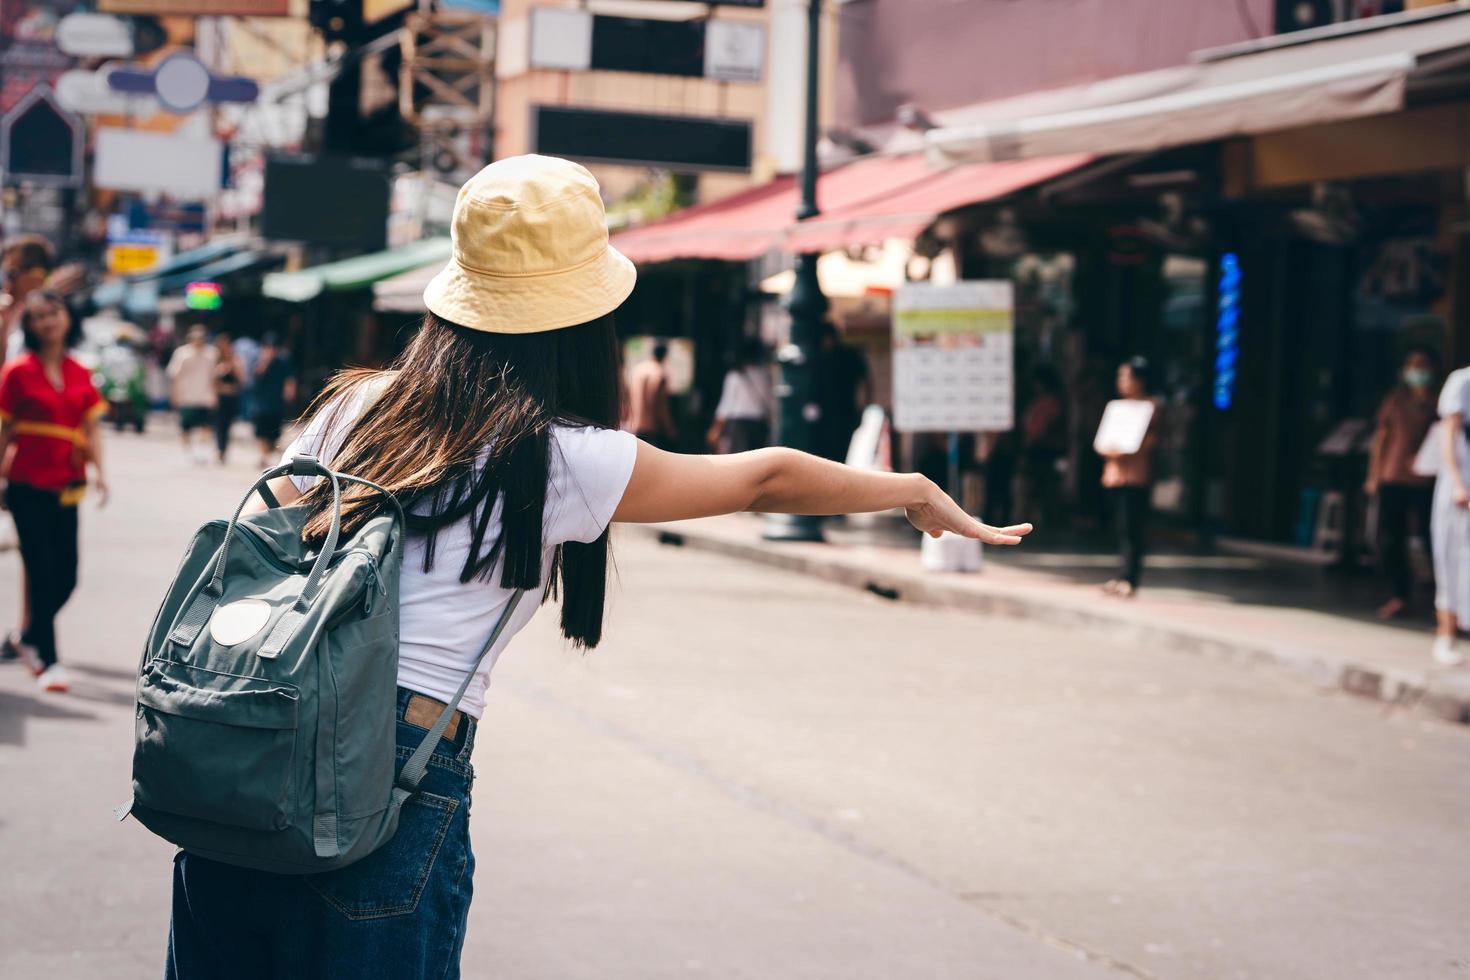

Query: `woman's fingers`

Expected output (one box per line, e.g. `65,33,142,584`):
971,520,1033,545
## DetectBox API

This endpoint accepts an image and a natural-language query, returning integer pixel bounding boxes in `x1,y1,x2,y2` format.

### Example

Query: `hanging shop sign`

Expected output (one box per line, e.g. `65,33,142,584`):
99,0,290,16
129,199,207,235
185,281,223,311
107,51,258,115
892,281,1015,433
56,13,134,57
1213,251,1241,410
105,230,168,275
94,128,223,198
0,85,84,187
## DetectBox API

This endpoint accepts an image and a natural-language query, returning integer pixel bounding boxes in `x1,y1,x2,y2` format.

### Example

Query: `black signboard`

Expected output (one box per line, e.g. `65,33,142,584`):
533,106,752,172
590,16,704,78
262,154,390,249
0,86,82,187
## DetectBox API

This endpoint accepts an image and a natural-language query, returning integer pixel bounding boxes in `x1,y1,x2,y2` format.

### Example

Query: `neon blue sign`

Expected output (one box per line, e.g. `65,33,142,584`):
1214,252,1241,410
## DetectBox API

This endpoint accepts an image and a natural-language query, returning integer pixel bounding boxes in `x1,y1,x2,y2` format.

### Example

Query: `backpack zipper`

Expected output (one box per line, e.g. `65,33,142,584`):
362,558,386,615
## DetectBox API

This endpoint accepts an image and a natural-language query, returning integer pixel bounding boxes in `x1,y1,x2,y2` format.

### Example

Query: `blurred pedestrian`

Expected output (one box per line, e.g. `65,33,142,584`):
0,233,55,360
233,334,261,422
1020,364,1067,526
0,291,108,693
251,333,297,468
623,340,676,450
211,333,245,465
1430,364,1470,666
0,235,55,654
813,321,871,462
161,156,1032,980
166,326,217,464
1364,346,1438,620
707,339,772,454
1098,356,1159,598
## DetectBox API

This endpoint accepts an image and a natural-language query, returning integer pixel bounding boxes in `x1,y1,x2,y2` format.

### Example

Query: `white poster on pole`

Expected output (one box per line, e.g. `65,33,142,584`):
892,280,1014,433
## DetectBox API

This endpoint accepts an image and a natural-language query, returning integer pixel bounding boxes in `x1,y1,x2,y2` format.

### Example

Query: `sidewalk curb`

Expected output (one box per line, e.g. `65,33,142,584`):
625,524,1470,727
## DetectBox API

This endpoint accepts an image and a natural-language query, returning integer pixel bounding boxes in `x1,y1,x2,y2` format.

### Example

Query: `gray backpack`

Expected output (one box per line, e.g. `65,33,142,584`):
120,454,522,875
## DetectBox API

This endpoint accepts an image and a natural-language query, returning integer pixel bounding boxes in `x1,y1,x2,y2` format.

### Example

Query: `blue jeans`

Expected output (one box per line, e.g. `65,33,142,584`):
167,689,477,980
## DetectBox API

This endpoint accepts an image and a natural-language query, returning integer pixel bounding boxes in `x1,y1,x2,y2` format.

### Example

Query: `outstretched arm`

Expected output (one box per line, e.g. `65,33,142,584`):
612,441,1031,545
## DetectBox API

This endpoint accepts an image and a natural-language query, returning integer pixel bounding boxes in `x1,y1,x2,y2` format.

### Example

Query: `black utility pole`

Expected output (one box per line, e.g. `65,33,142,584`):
763,0,828,543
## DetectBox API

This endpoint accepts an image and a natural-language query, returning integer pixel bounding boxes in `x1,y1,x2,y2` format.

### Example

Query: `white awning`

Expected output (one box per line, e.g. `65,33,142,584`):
927,7,1470,164
372,259,444,313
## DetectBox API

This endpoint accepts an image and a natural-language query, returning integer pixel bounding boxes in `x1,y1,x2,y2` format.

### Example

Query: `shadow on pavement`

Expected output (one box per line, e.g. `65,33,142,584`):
0,686,98,746
61,684,139,710
69,662,142,684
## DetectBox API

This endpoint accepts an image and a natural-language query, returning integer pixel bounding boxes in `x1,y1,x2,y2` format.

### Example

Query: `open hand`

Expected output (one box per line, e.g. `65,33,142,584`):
905,480,1032,545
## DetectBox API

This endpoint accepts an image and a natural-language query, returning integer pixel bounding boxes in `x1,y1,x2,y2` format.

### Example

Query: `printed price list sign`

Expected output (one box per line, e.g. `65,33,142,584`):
892,281,1014,433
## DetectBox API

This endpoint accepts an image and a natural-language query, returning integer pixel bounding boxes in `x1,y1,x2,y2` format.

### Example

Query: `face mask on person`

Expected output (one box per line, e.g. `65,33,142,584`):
1404,368,1433,389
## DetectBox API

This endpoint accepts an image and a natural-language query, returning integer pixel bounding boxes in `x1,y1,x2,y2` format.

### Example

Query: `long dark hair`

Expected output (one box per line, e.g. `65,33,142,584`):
298,311,623,647
19,290,82,351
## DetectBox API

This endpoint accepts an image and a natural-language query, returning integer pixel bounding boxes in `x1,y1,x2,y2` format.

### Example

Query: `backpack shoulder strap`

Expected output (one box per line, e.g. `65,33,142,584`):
392,588,526,804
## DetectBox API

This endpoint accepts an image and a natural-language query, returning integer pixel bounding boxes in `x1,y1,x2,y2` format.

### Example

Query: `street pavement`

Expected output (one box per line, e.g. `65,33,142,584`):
2,426,1469,979
626,515,1470,725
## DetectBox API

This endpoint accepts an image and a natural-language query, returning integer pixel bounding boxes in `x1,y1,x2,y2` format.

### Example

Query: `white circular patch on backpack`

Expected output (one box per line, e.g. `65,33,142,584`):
209,599,273,647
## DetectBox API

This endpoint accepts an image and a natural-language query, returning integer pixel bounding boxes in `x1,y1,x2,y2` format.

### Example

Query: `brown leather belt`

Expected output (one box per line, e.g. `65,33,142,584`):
403,692,463,742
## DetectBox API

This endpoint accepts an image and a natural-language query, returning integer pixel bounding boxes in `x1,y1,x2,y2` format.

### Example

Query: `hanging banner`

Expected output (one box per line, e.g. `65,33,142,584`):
892,281,1014,433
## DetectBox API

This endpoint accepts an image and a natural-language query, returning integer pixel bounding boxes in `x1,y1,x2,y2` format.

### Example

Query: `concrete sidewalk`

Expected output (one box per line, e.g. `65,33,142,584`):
622,514,1470,726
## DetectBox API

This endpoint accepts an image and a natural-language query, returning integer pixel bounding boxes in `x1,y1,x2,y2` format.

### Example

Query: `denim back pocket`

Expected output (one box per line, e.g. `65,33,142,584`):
305,790,460,920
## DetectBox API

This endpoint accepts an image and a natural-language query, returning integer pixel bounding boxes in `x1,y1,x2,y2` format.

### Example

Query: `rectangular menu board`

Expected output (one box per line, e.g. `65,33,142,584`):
892,281,1014,433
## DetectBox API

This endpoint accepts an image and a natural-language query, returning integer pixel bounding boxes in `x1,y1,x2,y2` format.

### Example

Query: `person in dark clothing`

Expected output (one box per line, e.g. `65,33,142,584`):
1020,364,1067,526
212,333,245,464
1365,346,1438,619
251,333,298,468
813,321,870,463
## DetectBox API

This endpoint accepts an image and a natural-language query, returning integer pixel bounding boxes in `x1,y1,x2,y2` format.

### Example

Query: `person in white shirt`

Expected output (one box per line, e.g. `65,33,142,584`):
707,338,774,454
165,325,217,464
163,155,1032,979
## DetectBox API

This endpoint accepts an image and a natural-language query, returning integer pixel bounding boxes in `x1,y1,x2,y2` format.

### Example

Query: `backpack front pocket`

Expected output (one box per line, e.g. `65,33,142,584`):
133,660,299,831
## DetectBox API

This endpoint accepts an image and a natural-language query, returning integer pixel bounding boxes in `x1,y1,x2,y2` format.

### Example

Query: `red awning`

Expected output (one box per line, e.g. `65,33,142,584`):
609,173,798,265
610,152,1091,264
785,154,1092,253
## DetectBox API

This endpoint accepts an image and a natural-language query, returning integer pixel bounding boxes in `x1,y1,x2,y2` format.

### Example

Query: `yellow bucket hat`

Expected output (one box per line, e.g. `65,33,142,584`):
422,154,637,334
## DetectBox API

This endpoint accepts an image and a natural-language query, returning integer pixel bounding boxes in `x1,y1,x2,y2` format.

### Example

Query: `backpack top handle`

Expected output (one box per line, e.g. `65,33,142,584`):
166,455,403,656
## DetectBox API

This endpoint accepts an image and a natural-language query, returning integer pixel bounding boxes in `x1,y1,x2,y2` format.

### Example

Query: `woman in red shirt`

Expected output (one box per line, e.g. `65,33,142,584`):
0,290,108,692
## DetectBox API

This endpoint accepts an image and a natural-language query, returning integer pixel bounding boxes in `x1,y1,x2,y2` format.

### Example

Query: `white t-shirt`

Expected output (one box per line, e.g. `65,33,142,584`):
168,344,218,408
714,366,773,421
1437,367,1470,485
281,383,638,718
